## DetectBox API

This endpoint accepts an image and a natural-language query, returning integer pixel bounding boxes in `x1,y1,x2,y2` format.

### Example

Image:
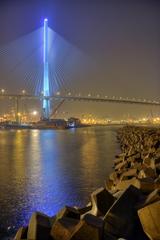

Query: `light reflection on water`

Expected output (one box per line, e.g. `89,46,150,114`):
0,126,119,237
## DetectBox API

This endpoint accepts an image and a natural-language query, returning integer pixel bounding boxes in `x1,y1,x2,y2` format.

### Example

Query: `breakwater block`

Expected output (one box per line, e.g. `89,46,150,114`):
27,212,52,240
115,161,128,171
50,217,79,240
14,226,28,240
137,178,156,193
138,200,160,239
56,206,80,220
70,214,103,240
114,177,140,191
103,185,145,239
89,187,115,217
74,203,92,215
138,167,156,179
120,168,137,180
138,189,160,209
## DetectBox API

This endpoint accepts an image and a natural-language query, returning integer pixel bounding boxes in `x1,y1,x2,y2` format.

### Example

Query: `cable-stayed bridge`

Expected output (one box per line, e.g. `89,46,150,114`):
0,92,160,121
0,92,160,106
0,19,159,121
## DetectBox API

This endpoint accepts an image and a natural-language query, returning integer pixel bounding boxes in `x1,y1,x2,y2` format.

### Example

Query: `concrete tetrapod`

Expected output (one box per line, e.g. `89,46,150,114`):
70,214,103,240
56,206,80,220
27,212,52,240
138,200,160,240
50,217,79,240
82,187,115,217
14,226,28,240
103,185,148,240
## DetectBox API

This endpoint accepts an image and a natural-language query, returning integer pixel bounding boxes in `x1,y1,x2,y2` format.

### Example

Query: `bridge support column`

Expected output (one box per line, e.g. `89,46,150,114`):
42,18,50,120
15,96,20,124
42,97,50,120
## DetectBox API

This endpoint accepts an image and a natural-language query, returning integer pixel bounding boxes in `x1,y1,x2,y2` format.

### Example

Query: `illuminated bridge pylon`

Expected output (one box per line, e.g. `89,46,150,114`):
42,18,50,120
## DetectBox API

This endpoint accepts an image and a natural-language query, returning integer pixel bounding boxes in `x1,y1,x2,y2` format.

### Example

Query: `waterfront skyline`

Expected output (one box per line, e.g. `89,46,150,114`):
0,0,160,119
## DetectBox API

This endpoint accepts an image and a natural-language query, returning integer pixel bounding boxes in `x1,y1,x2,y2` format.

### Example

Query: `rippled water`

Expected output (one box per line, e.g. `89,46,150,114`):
0,126,120,238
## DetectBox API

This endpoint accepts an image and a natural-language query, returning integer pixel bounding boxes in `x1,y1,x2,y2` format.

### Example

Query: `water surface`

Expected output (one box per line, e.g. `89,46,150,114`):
0,126,120,237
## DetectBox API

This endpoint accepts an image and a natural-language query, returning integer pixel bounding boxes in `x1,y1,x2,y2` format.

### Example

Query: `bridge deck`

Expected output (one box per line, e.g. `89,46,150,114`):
0,94,160,106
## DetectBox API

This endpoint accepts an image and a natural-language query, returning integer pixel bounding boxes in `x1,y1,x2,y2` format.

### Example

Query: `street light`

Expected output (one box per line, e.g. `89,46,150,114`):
32,111,38,116
22,89,26,95
1,89,5,94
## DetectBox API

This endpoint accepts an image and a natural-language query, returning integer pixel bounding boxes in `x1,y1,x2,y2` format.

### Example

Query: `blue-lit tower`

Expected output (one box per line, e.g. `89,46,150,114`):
42,18,50,119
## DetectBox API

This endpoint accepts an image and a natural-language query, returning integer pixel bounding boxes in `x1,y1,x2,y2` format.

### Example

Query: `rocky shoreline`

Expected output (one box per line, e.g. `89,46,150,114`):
14,125,160,240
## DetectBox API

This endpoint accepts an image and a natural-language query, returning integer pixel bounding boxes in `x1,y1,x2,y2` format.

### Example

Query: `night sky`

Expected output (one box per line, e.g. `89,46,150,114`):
0,0,160,119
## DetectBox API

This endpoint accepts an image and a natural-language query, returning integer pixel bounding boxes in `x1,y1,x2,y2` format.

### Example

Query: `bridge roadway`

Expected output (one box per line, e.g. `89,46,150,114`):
0,93,160,106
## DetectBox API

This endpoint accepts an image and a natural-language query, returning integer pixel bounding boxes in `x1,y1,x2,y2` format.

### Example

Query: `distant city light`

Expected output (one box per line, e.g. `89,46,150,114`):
1,89,5,94
32,111,38,116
